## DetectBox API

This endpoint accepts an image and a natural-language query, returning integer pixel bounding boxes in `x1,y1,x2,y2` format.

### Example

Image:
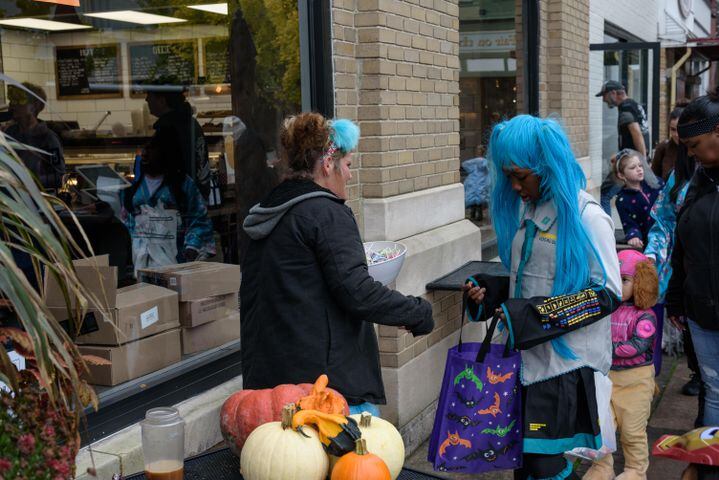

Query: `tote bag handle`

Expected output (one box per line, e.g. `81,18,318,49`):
458,291,512,362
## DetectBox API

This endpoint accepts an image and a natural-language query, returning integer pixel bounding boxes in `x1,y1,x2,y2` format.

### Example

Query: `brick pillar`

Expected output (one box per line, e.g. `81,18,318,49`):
546,0,590,158
354,0,460,200
331,0,482,456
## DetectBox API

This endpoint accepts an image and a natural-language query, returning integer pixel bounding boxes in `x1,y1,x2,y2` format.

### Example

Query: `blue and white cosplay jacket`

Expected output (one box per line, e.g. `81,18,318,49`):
644,172,691,301
468,192,622,385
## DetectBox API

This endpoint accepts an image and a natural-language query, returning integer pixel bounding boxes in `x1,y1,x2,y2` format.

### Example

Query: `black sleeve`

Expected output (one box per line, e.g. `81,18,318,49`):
465,273,510,322
666,224,686,318
314,205,434,336
501,286,620,350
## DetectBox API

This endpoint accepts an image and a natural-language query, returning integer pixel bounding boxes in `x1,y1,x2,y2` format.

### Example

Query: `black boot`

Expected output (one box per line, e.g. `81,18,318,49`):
683,373,702,396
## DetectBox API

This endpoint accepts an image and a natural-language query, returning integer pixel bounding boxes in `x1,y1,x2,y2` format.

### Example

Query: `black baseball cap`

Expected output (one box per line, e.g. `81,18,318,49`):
595,80,625,97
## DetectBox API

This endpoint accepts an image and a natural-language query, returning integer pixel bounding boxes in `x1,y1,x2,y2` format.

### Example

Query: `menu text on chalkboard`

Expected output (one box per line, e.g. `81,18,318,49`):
129,41,197,95
55,44,121,99
202,37,230,85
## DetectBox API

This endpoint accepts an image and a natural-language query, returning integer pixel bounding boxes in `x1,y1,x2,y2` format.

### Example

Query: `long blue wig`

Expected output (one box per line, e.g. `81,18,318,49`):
489,116,607,356
329,119,360,154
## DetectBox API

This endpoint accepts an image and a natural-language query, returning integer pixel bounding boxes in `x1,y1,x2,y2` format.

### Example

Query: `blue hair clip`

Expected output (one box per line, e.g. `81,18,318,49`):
329,119,360,153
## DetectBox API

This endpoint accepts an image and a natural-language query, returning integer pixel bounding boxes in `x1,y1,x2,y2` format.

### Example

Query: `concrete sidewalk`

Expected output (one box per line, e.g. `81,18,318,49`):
404,355,700,480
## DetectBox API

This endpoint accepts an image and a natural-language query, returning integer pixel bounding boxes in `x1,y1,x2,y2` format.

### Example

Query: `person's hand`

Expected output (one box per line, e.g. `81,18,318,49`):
183,248,199,262
669,315,687,331
494,307,506,322
628,237,644,249
462,282,486,305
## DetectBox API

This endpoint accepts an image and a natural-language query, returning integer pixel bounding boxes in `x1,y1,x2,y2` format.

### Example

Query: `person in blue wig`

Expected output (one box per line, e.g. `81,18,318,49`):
465,115,622,480
240,112,434,416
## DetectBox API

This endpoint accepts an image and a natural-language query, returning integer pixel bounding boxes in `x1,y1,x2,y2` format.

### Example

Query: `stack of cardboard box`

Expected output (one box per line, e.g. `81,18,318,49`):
45,256,182,386
137,262,242,355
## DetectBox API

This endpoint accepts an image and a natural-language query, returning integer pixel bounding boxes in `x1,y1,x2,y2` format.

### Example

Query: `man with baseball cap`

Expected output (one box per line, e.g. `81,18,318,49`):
597,80,651,214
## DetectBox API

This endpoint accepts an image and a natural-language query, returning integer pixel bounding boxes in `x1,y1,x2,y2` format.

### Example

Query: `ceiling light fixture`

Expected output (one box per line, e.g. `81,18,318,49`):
0,18,91,31
83,10,187,25
187,3,228,15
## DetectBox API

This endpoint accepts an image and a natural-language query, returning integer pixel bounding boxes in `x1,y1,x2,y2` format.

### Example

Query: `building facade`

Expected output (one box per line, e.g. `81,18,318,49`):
8,0,704,476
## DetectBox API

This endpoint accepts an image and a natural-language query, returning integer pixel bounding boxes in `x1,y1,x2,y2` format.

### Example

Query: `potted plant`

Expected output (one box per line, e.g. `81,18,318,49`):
0,89,108,479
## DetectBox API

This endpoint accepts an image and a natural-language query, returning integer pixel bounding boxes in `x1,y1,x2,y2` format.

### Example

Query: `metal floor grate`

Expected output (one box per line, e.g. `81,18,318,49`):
126,447,444,480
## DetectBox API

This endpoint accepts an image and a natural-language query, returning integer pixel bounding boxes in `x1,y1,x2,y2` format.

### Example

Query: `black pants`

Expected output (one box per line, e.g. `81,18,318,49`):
513,454,578,480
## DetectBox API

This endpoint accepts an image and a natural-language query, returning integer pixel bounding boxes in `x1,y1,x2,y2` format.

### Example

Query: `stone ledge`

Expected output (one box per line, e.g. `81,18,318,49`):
362,184,465,241
395,219,482,298
74,375,243,479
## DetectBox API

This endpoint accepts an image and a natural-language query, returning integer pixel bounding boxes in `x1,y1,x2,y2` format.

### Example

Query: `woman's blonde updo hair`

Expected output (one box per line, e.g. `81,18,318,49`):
280,112,360,179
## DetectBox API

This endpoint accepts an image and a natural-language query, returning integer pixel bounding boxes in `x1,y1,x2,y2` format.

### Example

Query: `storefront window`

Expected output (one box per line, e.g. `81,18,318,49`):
459,0,518,226
0,0,305,442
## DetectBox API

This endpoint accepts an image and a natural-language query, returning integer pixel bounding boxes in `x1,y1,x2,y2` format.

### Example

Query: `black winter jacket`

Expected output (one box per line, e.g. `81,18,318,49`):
239,180,434,404
666,167,719,330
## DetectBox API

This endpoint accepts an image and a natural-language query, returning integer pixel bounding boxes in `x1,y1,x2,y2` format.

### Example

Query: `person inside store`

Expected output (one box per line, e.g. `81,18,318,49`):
240,112,434,416
597,80,651,215
651,102,689,181
667,85,719,430
143,77,210,197
122,129,215,271
3,82,65,191
465,115,621,480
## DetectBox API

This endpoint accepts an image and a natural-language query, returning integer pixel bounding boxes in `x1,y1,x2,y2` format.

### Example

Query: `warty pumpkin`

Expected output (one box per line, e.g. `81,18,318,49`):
331,438,391,480
241,404,329,480
297,374,348,414
220,375,349,456
292,409,362,457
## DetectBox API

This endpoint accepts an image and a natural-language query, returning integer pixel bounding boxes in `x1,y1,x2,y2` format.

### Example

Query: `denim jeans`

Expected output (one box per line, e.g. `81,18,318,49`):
688,320,719,426
348,402,380,416
600,172,623,216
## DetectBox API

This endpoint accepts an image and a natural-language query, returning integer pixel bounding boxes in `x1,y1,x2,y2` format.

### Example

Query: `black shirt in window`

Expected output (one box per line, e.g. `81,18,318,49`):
618,98,650,152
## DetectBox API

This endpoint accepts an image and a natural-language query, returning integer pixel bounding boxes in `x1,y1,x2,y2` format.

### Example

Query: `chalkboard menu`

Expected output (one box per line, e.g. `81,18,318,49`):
202,37,230,85
55,44,121,99
129,41,197,96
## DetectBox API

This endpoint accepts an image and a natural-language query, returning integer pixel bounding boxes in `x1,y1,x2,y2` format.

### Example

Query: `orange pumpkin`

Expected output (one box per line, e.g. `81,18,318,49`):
331,439,392,480
220,375,349,456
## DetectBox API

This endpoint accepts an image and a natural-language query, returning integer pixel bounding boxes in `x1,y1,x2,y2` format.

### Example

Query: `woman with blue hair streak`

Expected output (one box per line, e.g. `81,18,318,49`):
465,115,622,480
240,112,434,416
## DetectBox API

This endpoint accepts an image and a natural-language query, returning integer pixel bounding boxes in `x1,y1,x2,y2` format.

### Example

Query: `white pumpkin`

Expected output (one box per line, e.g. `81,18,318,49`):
241,405,329,480
330,412,404,480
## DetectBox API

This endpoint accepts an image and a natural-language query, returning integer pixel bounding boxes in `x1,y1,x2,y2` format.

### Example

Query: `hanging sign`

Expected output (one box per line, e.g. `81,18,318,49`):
460,30,516,54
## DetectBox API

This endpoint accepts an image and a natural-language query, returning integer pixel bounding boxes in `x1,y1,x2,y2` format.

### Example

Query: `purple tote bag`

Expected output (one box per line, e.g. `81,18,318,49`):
427,297,522,474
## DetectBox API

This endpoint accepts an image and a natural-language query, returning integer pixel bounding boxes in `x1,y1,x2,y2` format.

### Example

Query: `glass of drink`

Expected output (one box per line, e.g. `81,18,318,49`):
141,407,185,480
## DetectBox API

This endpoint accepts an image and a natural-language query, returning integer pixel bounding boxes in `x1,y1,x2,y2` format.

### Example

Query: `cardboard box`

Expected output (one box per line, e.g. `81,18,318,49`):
44,255,117,310
137,262,242,302
181,311,241,355
50,283,179,345
179,293,238,328
79,329,181,386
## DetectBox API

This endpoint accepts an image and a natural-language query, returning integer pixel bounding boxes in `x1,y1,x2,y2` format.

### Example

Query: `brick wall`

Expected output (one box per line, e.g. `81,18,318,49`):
545,0,590,158
349,0,461,200
333,0,362,214
378,291,462,368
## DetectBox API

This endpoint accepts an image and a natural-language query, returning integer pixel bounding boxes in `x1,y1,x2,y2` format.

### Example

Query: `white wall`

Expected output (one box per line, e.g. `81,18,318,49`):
588,0,659,191
1,25,232,131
